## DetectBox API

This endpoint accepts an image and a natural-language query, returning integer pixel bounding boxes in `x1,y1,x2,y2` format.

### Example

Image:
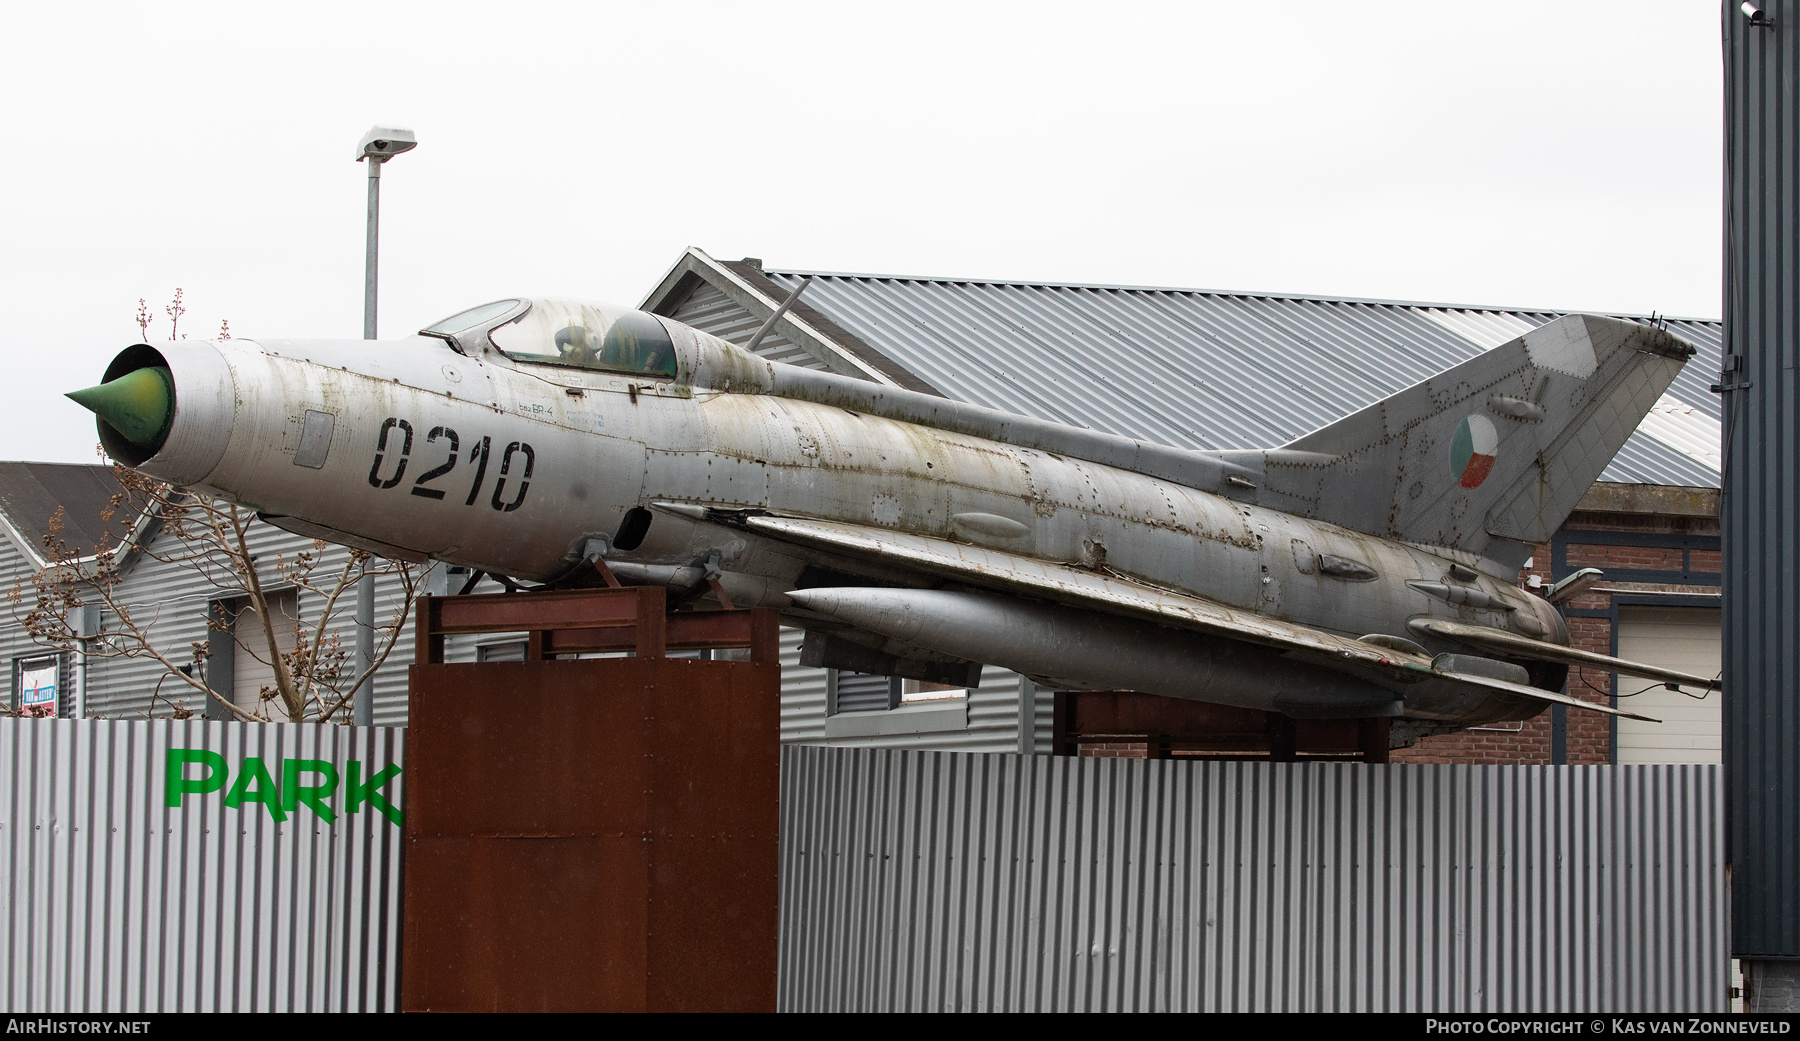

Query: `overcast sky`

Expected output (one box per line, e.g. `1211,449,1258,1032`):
1,2,1722,465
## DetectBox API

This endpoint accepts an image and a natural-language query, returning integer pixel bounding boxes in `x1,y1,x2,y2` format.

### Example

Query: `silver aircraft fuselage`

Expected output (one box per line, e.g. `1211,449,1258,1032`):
87,296,1683,729
131,326,1560,624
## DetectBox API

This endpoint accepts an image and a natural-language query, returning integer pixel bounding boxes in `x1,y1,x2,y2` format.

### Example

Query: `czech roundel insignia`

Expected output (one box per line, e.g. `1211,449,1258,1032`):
1449,414,1498,488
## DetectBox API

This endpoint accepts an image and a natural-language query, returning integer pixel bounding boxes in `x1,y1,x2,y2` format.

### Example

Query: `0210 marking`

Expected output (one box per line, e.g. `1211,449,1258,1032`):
367,417,535,512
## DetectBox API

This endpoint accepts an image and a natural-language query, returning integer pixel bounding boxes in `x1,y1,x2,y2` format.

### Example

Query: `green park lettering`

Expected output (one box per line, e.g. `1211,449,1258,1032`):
165,748,403,826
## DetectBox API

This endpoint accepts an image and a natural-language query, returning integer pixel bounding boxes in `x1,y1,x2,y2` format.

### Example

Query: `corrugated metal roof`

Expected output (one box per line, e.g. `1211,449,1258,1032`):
0,463,125,556
760,272,1723,488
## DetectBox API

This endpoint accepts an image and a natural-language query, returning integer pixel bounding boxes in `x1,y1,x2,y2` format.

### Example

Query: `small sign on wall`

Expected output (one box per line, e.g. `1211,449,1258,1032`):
18,658,57,717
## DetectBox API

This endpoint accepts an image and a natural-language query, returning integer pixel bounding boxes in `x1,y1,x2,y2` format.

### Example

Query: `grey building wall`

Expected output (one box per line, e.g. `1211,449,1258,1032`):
67,523,422,725
0,508,513,727
0,523,61,715
779,747,1727,1012
1721,0,1800,959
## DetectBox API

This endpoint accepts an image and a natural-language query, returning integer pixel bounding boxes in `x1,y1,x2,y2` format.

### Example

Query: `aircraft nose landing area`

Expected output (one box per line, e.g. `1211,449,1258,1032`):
67,365,173,449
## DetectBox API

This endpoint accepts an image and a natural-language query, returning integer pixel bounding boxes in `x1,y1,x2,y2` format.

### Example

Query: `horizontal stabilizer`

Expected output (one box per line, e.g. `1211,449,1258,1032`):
1410,617,1719,691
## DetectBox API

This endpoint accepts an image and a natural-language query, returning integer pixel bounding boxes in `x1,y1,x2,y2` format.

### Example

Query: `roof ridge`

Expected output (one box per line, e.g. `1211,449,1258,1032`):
760,269,1721,325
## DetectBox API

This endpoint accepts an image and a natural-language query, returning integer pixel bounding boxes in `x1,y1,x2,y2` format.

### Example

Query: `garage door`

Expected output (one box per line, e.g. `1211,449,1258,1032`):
1615,605,1722,764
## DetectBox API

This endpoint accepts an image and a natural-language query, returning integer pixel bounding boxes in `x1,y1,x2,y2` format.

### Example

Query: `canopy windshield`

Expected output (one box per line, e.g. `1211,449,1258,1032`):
423,299,519,337
490,299,677,378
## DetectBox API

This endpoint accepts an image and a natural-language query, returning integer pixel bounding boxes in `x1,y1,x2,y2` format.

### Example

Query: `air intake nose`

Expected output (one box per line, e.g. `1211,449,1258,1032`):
67,366,174,450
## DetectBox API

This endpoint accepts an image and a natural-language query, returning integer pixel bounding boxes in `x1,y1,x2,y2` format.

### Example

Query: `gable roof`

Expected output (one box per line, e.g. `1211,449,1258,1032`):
644,249,1723,489
0,462,127,564
642,248,940,394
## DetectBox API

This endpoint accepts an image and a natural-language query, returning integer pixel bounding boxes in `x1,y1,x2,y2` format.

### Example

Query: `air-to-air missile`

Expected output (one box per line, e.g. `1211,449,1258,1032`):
68,296,1716,734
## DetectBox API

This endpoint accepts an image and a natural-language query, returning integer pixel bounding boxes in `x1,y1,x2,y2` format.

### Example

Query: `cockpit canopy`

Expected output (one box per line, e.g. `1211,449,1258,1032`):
422,298,678,379
491,299,677,378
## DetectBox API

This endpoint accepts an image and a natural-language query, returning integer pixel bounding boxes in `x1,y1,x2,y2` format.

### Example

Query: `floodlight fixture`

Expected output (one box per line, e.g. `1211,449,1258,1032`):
357,125,418,163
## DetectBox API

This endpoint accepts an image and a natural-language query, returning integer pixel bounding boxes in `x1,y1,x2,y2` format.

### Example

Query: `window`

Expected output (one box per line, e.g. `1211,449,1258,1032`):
828,673,972,715
831,671,897,713
823,670,970,739
902,679,967,704
489,299,676,378
14,656,60,717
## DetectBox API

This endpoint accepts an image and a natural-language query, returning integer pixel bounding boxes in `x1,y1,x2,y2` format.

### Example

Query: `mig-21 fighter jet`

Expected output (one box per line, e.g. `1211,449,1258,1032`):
67,295,1717,734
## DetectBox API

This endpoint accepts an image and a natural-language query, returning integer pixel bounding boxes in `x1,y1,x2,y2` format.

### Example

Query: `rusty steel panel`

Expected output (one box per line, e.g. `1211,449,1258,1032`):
429,586,663,635
408,663,655,838
1058,692,1374,755
417,587,684,659
1064,690,1272,738
543,607,777,656
404,657,779,1012
405,836,651,1010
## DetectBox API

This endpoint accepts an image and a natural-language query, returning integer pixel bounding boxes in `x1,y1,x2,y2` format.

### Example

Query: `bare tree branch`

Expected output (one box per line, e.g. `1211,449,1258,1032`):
11,463,420,723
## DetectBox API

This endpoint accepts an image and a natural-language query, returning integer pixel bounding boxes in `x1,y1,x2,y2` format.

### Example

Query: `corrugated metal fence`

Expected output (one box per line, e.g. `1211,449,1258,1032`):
0,727,1725,1012
778,747,1726,1012
0,718,405,1012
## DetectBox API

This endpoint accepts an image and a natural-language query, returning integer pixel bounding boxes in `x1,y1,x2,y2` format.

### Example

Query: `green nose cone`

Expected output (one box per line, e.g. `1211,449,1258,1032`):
67,366,174,447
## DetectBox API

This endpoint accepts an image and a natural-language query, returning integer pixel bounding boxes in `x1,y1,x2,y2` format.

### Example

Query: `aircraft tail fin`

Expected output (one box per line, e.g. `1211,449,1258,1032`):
1238,314,1696,570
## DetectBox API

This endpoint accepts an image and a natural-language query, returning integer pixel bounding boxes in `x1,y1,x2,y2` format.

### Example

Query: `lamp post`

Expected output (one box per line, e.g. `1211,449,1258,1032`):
353,125,416,727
